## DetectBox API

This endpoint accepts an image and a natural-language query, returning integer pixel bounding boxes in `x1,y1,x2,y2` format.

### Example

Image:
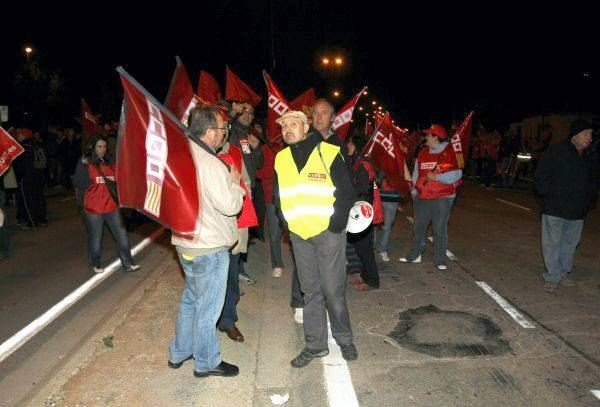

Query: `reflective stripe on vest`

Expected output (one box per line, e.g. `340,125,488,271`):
275,142,338,239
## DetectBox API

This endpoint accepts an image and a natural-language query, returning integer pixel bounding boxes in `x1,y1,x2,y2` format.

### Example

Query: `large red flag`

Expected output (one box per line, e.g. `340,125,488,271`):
290,88,317,118
117,67,201,239
81,99,100,136
225,66,261,107
0,127,24,176
197,70,222,105
449,111,474,168
332,86,367,141
164,56,198,126
364,113,411,194
262,70,291,143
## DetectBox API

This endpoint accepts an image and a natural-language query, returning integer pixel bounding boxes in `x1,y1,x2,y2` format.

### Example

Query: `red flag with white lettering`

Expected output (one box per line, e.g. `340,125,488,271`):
81,99,100,136
0,127,24,176
164,56,198,126
197,70,222,105
290,88,317,118
449,111,474,168
117,67,200,239
331,86,367,141
363,113,411,194
225,66,261,107
262,70,291,144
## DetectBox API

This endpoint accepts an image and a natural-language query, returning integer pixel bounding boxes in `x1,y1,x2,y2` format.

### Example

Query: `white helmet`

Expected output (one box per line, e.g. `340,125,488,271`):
346,201,374,234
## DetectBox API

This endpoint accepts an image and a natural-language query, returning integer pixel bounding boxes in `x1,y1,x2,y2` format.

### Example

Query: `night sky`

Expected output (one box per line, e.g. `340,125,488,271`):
2,2,598,130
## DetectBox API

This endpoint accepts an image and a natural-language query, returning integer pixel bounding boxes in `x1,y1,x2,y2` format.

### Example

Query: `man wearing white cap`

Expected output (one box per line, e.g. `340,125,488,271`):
273,110,358,367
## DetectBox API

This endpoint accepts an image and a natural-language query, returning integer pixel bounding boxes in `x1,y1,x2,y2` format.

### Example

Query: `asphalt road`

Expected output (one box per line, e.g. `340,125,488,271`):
0,192,169,406
2,181,600,406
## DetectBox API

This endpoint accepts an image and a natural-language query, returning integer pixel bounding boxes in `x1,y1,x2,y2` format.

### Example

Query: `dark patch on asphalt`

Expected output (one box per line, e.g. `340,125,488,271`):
388,304,511,358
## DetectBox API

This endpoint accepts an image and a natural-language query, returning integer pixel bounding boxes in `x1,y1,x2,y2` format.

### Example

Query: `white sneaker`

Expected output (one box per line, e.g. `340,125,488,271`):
436,264,448,270
294,308,304,324
93,267,104,274
399,255,421,263
378,252,390,262
272,267,283,278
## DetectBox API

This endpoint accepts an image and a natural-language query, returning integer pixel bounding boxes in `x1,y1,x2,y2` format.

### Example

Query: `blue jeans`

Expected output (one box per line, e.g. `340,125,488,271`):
170,250,229,371
266,203,284,268
218,253,240,329
541,214,584,284
376,201,399,253
82,210,134,268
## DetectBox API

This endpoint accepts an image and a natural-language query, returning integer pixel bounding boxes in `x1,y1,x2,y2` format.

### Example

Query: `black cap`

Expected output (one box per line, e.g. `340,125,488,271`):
569,119,593,138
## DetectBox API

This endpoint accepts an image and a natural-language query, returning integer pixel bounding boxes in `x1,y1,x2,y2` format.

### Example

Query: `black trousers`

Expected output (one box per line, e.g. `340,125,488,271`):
251,181,266,238
347,225,379,287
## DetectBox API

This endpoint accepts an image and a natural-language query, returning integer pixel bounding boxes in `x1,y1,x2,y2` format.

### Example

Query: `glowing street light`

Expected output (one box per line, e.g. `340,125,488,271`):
359,106,363,111
333,90,340,97
372,101,376,105
334,57,343,65
378,106,383,110
322,58,330,65
363,90,368,95
25,46,33,54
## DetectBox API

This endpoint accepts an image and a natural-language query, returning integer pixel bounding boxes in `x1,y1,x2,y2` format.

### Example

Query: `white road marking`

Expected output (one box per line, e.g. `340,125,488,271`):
322,322,360,407
406,217,457,261
591,390,600,400
60,196,76,202
496,198,531,211
476,282,535,329
0,227,165,364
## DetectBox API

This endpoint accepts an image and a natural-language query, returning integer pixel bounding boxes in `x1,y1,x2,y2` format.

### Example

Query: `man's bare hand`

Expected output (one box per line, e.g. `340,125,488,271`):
230,166,241,183
231,102,244,114
248,133,260,149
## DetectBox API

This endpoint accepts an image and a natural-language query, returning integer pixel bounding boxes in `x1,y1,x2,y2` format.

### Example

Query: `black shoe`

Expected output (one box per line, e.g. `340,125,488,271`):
340,343,358,361
168,355,193,369
290,347,329,368
193,361,239,378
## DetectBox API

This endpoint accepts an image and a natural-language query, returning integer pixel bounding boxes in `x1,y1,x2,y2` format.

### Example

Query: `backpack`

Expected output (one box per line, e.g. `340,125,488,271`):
33,142,47,170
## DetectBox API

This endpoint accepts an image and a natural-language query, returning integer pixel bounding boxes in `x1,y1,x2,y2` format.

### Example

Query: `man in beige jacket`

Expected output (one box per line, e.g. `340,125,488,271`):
168,105,245,378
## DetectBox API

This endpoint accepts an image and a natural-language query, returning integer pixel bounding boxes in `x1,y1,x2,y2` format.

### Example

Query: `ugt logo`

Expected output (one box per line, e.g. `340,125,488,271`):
268,95,289,116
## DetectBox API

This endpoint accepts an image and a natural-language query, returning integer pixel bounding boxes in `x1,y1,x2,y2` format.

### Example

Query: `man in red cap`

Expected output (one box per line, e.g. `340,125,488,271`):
400,124,462,270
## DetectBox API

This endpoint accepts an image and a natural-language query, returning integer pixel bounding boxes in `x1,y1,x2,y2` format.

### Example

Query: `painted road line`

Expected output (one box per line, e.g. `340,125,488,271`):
322,323,360,407
60,196,76,202
0,227,165,364
591,390,600,400
496,198,531,212
427,237,458,261
476,282,535,329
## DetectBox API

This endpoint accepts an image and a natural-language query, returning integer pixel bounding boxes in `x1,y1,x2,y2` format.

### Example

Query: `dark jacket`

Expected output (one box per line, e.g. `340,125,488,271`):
349,153,373,203
273,130,357,233
228,120,264,189
535,139,598,220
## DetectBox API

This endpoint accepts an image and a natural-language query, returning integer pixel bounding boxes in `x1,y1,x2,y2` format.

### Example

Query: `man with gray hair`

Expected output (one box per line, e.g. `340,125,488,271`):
311,98,349,158
168,105,245,378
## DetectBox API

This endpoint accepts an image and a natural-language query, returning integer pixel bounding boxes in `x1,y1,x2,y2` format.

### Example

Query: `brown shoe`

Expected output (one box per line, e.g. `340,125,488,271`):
220,325,244,342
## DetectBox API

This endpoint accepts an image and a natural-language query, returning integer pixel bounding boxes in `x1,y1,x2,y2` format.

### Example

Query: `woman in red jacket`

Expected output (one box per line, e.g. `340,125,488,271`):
73,135,140,274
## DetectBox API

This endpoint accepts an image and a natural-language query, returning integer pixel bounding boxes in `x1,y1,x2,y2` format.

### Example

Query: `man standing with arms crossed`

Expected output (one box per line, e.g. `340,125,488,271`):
168,105,245,378
273,110,358,367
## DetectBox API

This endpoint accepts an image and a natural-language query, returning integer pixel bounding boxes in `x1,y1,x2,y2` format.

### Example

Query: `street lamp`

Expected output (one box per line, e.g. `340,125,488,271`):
24,45,33,61
335,57,343,65
363,90,368,95
372,101,376,105
359,106,363,111
333,90,340,97
322,58,330,65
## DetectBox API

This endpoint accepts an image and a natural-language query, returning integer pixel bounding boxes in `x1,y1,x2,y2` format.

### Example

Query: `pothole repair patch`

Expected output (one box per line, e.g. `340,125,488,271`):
388,304,511,358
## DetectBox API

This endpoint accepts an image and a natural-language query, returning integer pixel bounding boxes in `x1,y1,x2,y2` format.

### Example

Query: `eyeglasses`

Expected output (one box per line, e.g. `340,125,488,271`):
210,123,230,136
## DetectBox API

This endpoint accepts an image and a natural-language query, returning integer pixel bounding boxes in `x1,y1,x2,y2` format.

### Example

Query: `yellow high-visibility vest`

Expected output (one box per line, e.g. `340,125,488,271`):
275,142,339,240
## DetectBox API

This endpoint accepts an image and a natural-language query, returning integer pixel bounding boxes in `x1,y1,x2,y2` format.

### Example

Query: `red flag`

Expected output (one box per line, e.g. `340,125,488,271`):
197,70,222,105
225,66,261,107
117,67,201,239
262,70,291,143
449,111,474,168
81,99,100,136
290,88,317,118
364,113,411,194
0,127,25,176
392,124,410,154
164,56,198,126
332,86,367,141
